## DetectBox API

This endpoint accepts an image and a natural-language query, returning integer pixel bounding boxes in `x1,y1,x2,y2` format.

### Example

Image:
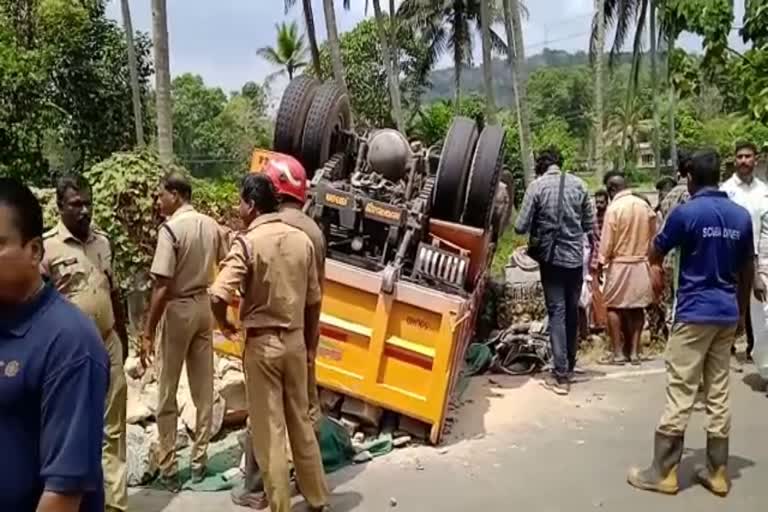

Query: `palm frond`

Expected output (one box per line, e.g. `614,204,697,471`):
284,0,297,14
609,0,640,67
490,28,508,55
627,0,648,90
589,0,620,63
257,47,285,65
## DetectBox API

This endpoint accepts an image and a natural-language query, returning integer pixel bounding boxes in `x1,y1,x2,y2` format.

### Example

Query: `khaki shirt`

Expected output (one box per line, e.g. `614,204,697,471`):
150,204,228,299
278,206,326,281
599,189,657,265
210,214,321,330
42,221,115,337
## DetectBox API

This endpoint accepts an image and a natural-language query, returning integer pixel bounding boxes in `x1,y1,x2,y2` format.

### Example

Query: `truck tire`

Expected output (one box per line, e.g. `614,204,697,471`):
273,76,320,158
462,125,506,229
432,117,478,222
301,81,352,178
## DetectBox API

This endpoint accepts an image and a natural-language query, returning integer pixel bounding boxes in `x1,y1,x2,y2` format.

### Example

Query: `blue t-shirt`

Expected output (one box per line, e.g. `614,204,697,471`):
0,284,109,512
655,188,753,325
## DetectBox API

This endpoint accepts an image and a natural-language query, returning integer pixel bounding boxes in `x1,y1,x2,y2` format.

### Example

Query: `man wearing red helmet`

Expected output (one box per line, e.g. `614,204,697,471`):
231,154,327,509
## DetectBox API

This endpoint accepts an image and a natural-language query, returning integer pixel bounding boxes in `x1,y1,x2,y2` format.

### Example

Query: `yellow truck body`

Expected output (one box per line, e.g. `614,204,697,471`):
214,151,491,444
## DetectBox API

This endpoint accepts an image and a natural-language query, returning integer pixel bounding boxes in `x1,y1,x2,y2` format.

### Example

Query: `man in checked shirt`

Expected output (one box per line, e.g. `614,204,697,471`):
515,148,595,395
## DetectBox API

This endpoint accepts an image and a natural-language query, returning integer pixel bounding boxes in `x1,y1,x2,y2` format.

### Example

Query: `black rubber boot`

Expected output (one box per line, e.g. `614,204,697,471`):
627,432,684,494
230,432,266,508
695,436,730,497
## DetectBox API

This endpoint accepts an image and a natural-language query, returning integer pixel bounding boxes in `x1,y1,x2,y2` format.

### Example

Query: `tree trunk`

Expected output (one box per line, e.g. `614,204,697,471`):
650,1,661,176
389,0,399,76
121,0,144,148
454,63,462,112
667,32,677,167
501,0,523,127
151,0,173,164
323,0,350,101
479,0,496,124
593,0,606,181
373,0,404,131
302,0,322,77
510,0,534,183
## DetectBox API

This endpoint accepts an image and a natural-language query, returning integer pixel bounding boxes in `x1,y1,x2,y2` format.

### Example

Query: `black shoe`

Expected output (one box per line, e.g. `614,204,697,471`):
157,475,182,493
542,374,570,395
627,432,684,494
695,436,730,497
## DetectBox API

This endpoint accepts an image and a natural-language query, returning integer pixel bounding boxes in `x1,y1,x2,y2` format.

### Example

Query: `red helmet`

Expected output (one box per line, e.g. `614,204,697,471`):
262,153,307,203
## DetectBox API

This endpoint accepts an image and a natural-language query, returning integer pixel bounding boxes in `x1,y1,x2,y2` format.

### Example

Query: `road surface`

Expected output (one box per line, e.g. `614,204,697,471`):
130,360,767,511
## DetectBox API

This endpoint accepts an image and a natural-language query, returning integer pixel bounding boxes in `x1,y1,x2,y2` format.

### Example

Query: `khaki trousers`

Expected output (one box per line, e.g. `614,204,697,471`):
658,322,735,438
307,361,322,431
156,295,214,477
104,330,127,512
244,329,328,512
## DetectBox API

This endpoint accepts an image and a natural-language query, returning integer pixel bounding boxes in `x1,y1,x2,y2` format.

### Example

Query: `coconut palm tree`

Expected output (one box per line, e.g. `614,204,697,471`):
372,0,405,131
592,0,606,180
257,21,309,82
284,0,322,77
501,0,534,182
605,97,652,168
151,0,173,164
590,0,662,174
121,0,144,147
398,0,507,111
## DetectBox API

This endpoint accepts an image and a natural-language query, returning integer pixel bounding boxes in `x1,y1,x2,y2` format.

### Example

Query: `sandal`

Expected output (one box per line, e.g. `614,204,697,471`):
597,355,628,366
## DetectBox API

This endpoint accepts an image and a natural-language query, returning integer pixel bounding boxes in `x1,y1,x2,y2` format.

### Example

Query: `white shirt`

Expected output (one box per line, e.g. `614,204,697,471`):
721,173,768,255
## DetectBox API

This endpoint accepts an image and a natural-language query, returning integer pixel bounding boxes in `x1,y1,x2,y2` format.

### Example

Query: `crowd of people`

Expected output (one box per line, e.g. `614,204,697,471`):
1,140,764,511
515,141,764,496
0,154,330,512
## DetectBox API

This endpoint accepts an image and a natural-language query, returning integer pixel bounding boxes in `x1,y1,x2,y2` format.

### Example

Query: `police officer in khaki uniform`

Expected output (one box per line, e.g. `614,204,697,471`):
41,176,129,512
232,154,328,508
212,174,329,512
141,172,228,490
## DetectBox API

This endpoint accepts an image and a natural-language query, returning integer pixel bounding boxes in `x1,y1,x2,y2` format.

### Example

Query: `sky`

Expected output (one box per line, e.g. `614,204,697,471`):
106,0,748,95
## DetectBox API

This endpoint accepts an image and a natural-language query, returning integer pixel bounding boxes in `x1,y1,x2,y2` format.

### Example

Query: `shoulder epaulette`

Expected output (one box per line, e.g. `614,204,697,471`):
43,227,58,240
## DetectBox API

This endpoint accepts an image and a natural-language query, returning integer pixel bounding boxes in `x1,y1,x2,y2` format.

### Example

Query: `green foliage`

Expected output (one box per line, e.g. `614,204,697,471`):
663,0,734,71
192,177,240,229
312,18,432,128
672,100,768,158
0,0,153,183
408,94,487,146
83,151,166,291
172,74,272,178
30,187,58,230
527,66,593,141
257,20,309,82
532,117,579,170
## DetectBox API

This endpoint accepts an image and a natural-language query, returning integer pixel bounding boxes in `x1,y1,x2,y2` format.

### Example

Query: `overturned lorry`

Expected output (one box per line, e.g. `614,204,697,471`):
215,77,510,443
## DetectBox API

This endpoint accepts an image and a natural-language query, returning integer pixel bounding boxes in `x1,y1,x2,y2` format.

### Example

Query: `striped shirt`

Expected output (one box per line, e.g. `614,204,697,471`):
514,166,595,269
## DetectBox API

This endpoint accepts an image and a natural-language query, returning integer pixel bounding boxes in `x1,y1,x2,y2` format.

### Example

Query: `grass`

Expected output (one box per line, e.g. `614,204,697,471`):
492,226,527,276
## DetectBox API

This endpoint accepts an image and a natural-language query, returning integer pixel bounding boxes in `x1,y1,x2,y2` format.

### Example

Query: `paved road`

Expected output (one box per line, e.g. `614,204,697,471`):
130,362,767,512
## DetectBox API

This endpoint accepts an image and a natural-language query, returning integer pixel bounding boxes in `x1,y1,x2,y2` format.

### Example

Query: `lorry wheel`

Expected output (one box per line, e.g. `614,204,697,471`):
432,117,478,222
273,76,320,159
301,81,352,178
462,124,506,229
